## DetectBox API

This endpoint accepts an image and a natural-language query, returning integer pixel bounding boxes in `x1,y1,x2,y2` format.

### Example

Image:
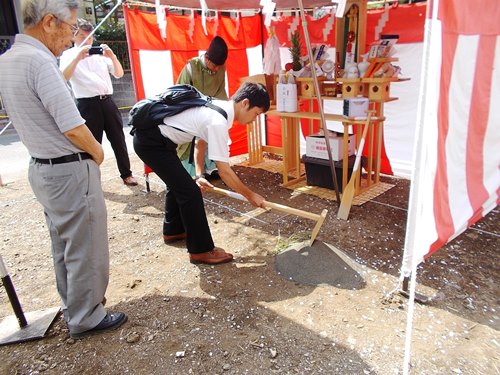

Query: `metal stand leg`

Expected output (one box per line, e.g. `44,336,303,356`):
145,173,151,193
399,275,432,304
0,256,27,328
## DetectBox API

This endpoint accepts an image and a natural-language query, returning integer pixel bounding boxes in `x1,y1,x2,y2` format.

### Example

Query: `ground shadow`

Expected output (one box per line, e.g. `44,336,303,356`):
103,188,165,219
0,294,375,374
275,241,366,289
194,255,315,303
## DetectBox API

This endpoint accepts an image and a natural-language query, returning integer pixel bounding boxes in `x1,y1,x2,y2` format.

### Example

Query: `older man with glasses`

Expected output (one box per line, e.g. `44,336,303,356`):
0,0,127,338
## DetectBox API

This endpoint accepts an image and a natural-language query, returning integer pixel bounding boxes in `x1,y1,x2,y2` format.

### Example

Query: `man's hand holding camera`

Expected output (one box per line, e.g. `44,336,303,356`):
73,44,115,60
101,44,116,59
73,44,91,63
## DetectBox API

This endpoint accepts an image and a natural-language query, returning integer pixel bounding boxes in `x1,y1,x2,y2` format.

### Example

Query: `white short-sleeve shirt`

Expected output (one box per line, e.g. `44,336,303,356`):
158,100,234,163
59,46,115,98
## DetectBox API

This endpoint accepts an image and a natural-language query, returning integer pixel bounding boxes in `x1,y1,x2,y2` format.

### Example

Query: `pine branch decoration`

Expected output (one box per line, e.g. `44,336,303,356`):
289,31,302,71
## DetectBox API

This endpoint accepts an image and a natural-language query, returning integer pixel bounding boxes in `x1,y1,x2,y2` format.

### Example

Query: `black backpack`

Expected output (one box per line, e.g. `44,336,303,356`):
128,84,227,135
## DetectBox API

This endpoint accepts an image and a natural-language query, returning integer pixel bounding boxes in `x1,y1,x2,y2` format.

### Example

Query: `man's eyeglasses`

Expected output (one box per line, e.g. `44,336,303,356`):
52,14,79,35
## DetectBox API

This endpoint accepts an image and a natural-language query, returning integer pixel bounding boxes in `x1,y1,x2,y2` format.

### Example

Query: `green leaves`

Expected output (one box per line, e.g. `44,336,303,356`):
289,31,302,71
94,20,125,41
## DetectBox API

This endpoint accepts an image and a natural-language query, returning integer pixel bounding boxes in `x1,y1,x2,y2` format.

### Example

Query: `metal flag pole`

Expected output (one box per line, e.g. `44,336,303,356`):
0,121,12,136
78,0,124,47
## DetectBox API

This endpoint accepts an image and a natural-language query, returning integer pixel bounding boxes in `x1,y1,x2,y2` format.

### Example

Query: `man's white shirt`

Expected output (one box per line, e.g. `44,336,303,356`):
59,46,116,98
159,99,234,163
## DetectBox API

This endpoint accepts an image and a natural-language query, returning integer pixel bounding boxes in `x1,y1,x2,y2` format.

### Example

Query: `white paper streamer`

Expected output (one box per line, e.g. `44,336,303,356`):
288,10,300,41
188,9,195,43
200,0,208,35
334,0,347,18
155,0,167,39
263,35,282,74
234,12,241,37
375,1,390,41
322,8,335,41
261,1,276,27
213,11,219,37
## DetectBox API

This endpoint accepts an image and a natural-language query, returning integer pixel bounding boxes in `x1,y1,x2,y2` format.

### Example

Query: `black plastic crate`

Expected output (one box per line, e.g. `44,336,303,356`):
302,155,355,192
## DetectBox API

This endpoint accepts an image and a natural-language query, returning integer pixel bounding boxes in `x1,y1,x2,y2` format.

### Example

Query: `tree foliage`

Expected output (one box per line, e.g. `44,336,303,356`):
94,20,125,41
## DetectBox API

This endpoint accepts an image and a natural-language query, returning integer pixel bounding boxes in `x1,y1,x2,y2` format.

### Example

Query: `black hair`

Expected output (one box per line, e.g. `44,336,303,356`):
232,82,270,112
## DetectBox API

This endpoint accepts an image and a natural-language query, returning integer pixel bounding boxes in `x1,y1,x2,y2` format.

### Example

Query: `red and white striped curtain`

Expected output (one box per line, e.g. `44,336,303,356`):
122,3,432,175
123,6,263,156
401,0,500,276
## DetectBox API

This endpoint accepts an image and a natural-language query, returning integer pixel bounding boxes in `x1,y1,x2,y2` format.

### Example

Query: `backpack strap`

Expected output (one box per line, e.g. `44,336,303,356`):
204,98,228,120
187,99,228,164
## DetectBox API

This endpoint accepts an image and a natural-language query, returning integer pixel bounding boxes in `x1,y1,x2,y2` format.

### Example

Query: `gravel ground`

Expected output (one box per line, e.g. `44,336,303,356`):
0,154,498,374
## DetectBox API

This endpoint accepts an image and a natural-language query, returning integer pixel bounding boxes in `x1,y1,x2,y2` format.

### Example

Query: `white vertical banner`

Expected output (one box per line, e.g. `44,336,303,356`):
401,1,441,373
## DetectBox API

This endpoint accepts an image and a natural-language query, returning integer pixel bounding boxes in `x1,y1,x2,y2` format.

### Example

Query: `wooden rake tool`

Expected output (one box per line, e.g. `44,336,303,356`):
212,187,328,246
337,111,374,220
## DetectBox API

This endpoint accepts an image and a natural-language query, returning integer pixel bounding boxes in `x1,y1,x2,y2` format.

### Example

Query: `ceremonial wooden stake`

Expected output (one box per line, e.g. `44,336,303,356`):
212,187,328,245
337,111,373,220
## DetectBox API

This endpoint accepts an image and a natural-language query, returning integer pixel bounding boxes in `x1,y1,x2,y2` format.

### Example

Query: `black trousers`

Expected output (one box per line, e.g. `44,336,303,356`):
77,96,132,179
133,127,214,254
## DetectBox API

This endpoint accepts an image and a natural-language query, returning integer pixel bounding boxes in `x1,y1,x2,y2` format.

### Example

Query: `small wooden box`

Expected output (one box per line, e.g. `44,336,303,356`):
359,82,370,97
338,78,363,98
322,81,339,97
363,78,394,101
296,77,326,98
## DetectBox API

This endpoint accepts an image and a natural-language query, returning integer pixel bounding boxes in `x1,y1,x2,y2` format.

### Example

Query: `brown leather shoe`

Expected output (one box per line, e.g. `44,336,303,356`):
163,232,187,244
189,247,233,265
123,176,138,186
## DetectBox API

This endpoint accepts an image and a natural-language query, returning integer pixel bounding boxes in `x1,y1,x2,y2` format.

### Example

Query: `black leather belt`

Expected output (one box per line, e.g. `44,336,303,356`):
78,95,111,100
32,152,92,165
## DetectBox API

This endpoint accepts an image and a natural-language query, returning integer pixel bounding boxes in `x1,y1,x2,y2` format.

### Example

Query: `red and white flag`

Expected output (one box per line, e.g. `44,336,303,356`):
402,1,499,372
401,0,500,277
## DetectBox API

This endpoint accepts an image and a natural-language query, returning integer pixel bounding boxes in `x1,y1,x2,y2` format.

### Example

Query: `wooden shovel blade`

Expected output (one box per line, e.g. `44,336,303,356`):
337,174,357,220
337,112,372,220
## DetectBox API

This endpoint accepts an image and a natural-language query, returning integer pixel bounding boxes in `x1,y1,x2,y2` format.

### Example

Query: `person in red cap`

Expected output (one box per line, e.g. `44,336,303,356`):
176,36,229,180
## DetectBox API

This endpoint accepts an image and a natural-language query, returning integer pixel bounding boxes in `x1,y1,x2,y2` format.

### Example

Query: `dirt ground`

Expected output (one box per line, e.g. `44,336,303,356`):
0,154,498,374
